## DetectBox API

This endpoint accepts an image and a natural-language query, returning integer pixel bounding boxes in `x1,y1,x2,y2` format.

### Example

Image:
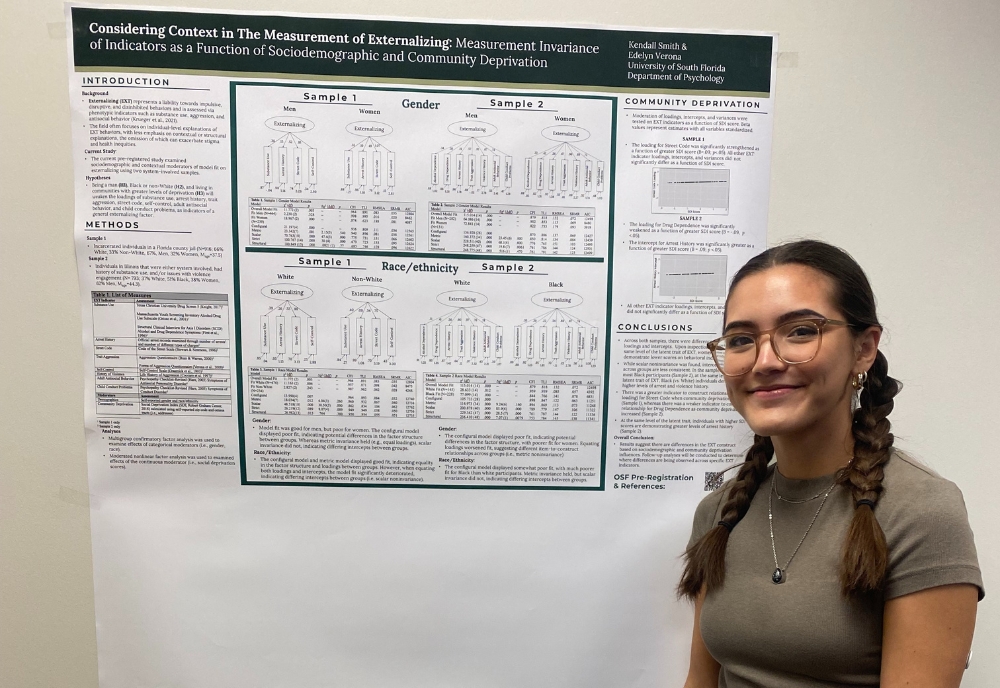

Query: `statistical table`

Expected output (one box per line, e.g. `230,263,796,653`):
248,368,417,418
423,373,600,421
249,197,416,250
428,202,596,255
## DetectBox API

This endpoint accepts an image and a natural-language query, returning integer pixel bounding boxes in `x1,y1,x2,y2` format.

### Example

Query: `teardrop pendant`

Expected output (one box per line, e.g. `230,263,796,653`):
772,568,785,584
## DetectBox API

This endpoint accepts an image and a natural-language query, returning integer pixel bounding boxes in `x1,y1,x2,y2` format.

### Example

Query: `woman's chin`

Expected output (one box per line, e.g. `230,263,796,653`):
743,409,808,438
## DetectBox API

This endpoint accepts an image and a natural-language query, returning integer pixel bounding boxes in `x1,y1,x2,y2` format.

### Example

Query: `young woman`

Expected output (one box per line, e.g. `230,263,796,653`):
679,240,983,687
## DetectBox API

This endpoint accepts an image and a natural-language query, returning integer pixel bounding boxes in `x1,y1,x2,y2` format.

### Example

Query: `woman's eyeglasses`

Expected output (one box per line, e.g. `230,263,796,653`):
706,318,851,376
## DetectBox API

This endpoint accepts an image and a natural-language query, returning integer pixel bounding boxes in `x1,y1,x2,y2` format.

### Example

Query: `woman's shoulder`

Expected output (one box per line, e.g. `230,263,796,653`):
693,468,746,518
878,449,972,533
880,450,967,510
688,464,774,543
694,483,727,517
687,475,733,545
878,450,983,600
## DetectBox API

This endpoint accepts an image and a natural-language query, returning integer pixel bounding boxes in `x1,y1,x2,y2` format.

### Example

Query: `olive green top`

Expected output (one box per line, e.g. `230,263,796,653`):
688,452,984,687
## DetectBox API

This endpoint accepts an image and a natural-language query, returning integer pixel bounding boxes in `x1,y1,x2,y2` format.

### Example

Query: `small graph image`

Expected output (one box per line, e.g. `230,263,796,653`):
511,292,599,368
652,254,729,304
420,291,504,365
259,283,317,364
344,121,395,194
652,168,730,215
431,121,513,194
524,126,604,199
263,116,317,193
339,286,397,365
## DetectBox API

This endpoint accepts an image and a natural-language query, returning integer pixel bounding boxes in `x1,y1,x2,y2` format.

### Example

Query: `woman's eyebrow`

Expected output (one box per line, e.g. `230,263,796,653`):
723,319,755,333
723,309,828,333
776,308,827,323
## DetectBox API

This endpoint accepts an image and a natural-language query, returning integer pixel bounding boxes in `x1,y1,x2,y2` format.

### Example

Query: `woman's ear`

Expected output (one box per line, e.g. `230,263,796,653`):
855,326,882,373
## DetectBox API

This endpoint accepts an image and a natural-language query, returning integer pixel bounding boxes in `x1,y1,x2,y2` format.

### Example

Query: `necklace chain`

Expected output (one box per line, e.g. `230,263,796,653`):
774,480,835,504
768,475,836,584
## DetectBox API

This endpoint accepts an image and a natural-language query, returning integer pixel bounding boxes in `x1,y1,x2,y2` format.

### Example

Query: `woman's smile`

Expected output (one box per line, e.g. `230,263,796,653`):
747,383,803,400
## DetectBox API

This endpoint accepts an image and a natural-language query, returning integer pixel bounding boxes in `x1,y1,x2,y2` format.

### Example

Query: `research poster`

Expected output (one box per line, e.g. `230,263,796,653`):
69,6,775,686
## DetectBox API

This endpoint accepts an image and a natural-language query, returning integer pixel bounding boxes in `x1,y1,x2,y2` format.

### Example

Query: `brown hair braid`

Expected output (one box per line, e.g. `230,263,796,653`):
677,435,772,599
838,349,899,593
678,240,901,600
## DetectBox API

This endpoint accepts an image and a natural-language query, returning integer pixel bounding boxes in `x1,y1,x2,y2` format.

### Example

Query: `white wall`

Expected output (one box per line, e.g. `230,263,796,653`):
2,0,997,685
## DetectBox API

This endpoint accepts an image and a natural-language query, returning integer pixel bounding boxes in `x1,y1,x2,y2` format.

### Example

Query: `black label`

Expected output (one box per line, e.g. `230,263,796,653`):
72,7,773,93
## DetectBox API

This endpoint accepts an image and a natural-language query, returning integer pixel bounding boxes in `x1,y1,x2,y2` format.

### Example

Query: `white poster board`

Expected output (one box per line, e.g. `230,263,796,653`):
67,5,776,684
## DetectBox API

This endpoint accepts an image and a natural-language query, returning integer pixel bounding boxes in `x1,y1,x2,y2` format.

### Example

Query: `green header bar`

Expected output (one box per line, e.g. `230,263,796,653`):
71,7,773,93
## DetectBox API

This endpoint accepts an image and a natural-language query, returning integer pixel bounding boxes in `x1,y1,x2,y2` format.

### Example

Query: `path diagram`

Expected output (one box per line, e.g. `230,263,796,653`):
420,291,503,365
339,285,397,365
524,126,605,200
259,283,317,364
511,292,599,368
343,121,395,194
262,116,318,193
431,121,513,195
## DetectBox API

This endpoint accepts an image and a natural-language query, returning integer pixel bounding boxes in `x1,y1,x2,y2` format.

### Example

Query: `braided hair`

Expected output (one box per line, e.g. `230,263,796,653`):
678,240,901,599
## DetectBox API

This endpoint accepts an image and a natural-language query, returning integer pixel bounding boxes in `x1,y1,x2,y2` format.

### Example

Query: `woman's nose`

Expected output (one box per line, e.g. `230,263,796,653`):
752,333,787,372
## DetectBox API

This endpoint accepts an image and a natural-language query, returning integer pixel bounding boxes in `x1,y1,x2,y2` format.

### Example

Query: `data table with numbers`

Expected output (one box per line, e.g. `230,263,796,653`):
248,368,417,418
249,197,416,250
428,202,596,255
423,372,600,421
